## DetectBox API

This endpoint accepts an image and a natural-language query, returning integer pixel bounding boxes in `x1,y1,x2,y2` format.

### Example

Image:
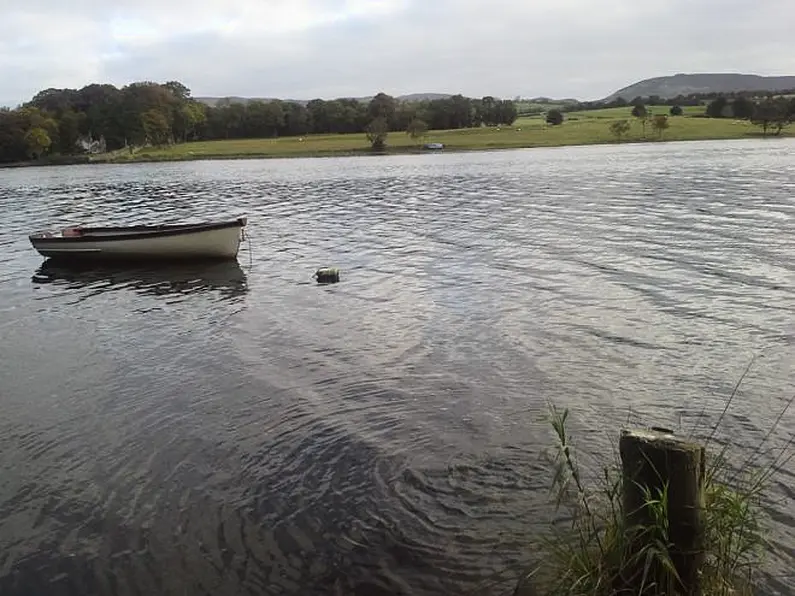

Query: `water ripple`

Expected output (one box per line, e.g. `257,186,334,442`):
1,138,795,595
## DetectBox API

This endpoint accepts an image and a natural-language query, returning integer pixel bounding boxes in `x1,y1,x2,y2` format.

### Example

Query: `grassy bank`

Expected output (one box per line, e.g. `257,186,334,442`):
519,366,794,596
91,106,792,164
0,154,92,168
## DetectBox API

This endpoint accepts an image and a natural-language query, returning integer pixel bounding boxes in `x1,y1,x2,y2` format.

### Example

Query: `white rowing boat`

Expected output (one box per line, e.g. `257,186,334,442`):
29,216,247,261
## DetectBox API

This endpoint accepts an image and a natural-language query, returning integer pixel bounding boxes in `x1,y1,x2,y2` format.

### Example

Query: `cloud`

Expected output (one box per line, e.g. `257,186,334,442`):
1,0,794,107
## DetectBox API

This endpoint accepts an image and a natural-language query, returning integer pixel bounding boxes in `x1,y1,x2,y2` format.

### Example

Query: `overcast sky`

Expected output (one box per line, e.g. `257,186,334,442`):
1,0,794,107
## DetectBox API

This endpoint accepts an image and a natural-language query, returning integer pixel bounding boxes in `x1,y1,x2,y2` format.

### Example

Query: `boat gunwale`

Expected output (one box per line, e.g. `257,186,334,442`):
29,217,247,244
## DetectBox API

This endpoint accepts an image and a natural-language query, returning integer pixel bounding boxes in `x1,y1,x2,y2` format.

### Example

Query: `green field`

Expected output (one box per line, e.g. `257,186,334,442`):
96,106,790,163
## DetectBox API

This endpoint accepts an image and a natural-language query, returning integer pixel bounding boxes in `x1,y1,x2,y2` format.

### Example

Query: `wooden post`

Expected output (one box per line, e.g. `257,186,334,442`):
619,428,705,596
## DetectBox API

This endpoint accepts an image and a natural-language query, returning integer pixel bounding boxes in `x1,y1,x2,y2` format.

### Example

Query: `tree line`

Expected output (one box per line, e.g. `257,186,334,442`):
563,87,795,113
0,81,518,163
569,93,794,136
702,95,795,134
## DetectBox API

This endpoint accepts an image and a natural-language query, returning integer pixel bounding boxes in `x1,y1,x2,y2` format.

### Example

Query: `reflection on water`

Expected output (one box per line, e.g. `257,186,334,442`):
31,258,249,301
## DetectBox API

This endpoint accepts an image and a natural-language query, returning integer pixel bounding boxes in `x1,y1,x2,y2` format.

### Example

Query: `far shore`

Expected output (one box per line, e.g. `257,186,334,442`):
2,108,792,168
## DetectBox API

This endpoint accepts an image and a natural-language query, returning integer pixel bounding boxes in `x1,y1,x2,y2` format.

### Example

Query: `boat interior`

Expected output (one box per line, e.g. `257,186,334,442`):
29,218,247,240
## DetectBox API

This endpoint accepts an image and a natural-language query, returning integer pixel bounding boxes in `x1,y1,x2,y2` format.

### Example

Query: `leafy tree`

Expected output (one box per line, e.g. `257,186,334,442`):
336,99,368,133
164,81,191,102
24,127,52,159
470,98,483,126
448,95,474,128
121,82,177,145
425,99,454,129
245,100,284,138
214,103,247,138
418,96,476,130
141,109,171,146
478,96,498,126
630,104,649,136
366,117,388,150
496,99,518,125
368,93,397,129
546,109,563,125
752,99,790,136
265,100,287,136
26,88,77,115
731,97,755,120
306,99,330,133
392,102,419,131
651,114,669,139
769,97,795,134
706,96,728,118
305,98,366,134
406,118,428,141
609,119,631,142
475,97,515,126
76,84,125,149
57,110,84,153
751,101,777,135
177,102,207,142
669,105,683,116
282,102,310,136
0,109,27,162
14,107,59,153
204,106,227,139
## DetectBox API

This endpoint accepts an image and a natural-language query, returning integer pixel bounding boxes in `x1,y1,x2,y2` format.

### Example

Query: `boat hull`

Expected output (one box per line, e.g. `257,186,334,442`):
29,219,246,262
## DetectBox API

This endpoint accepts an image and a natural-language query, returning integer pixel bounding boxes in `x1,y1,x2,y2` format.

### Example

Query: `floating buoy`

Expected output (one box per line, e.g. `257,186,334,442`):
314,267,340,284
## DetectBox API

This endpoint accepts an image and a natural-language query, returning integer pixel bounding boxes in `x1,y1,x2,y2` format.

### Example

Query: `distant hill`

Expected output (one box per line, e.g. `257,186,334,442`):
394,93,452,102
195,96,295,106
194,93,453,107
604,73,795,101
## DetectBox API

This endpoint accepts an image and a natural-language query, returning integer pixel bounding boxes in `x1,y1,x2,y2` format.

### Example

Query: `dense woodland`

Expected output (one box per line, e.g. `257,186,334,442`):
0,81,518,163
1,80,794,163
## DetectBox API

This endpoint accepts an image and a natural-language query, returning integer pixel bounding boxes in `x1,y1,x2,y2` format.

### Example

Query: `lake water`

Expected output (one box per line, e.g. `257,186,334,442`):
1,139,795,595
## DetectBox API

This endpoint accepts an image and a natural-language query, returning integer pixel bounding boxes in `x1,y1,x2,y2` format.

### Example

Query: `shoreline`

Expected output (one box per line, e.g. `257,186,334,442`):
1,131,791,169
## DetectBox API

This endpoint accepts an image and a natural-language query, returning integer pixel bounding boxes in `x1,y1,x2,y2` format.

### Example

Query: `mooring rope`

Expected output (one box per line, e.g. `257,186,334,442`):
245,229,253,269
240,227,253,270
